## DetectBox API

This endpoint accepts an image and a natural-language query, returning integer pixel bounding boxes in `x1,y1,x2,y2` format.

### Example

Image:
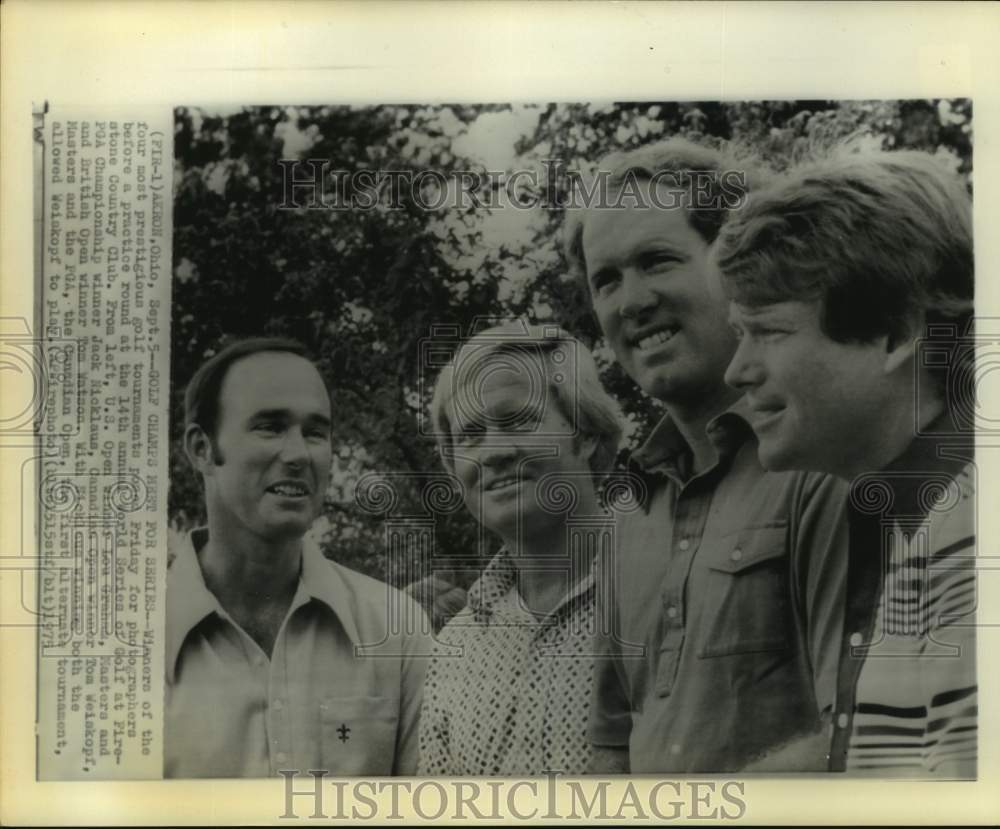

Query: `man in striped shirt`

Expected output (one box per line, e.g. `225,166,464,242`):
713,147,977,778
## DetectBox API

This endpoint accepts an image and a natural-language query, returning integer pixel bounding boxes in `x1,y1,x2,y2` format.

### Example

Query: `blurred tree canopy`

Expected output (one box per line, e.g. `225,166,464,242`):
170,99,972,581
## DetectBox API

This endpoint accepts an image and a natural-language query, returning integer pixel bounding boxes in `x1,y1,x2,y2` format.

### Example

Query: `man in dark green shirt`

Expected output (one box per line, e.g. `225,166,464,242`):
564,138,850,772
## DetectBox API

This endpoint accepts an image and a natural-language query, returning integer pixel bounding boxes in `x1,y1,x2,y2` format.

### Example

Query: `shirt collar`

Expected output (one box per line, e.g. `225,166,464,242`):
298,534,363,647
883,409,971,475
630,396,755,475
165,528,223,684
165,528,362,684
850,409,973,522
468,547,596,620
467,549,517,615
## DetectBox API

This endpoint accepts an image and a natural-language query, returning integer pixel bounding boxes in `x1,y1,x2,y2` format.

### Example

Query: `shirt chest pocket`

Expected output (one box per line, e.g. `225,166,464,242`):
697,524,791,659
320,695,400,775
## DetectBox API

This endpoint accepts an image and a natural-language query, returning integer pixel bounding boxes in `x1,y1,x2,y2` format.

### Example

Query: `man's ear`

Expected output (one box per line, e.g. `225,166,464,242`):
883,312,924,375
184,424,216,476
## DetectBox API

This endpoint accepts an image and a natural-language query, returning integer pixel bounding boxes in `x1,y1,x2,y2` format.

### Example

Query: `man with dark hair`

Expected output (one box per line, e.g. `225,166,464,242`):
564,137,850,773
166,337,430,778
715,148,976,776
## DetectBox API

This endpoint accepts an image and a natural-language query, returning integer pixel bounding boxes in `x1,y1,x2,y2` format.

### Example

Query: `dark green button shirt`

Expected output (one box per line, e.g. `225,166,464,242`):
590,402,849,772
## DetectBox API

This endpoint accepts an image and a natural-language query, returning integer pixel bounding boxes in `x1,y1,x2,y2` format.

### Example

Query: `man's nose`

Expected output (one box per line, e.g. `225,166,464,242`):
620,270,658,319
477,438,518,468
724,337,763,390
279,427,310,465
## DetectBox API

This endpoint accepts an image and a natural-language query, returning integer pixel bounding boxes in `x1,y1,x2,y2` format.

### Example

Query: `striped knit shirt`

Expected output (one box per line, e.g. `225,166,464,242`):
832,438,976,778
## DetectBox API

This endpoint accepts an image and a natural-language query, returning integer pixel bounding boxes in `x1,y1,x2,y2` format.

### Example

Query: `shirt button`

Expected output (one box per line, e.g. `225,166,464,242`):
678,538,691,551
272,699,284,712
670,743,681,755
731,547,743,562
666,606,679,619
849,632,863,647
837,713,849,729
275,752,288,765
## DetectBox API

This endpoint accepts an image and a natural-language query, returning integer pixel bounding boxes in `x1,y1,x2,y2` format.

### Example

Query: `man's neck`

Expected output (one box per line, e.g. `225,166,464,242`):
840,390,945,481
664,384,742,478
197,520,303,617
503,487,600,616
511,544,594,617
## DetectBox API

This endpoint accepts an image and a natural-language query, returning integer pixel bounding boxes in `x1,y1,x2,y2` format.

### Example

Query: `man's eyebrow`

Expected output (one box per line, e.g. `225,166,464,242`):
736,307,801,332
730,303,772,320
490,401,542,422
249,409,331,427
637,241,686,259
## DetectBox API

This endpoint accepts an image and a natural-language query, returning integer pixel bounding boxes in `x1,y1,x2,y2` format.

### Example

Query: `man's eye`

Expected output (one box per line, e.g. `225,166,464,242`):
591,271,620,294
642,253,679,270
753,328,788,341
254,421,282,433
506,422,535,434
455,424,485,444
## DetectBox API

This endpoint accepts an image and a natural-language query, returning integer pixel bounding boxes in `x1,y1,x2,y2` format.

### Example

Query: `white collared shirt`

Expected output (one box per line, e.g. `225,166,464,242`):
165,528,431,778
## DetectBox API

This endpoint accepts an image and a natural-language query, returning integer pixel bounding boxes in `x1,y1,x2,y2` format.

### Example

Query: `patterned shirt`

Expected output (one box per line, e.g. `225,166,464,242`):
166,528,431,778
418,549,596,776
590,401,850,772
830,424,977,777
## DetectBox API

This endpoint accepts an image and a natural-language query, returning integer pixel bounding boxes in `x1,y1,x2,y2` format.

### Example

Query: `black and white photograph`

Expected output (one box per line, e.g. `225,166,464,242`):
4,1,999,825
164,99,976,778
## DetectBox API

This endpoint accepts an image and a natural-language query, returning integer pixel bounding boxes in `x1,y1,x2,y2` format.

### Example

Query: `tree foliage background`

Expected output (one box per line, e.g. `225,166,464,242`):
170,99,972,582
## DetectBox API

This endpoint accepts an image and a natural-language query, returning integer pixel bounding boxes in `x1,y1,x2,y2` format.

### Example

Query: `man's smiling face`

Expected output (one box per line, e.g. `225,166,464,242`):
447,361,594,544
725,300,891,476
203,351,333,542
581,182,737,406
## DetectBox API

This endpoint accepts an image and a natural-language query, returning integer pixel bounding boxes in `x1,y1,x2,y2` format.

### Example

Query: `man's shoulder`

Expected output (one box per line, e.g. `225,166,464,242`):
315,556,434,657
926,459,976,553
938,457,976,508
321,556,418,607
616,447,846,532
436,606,478,638
728,444,849,509
952,459,976,496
